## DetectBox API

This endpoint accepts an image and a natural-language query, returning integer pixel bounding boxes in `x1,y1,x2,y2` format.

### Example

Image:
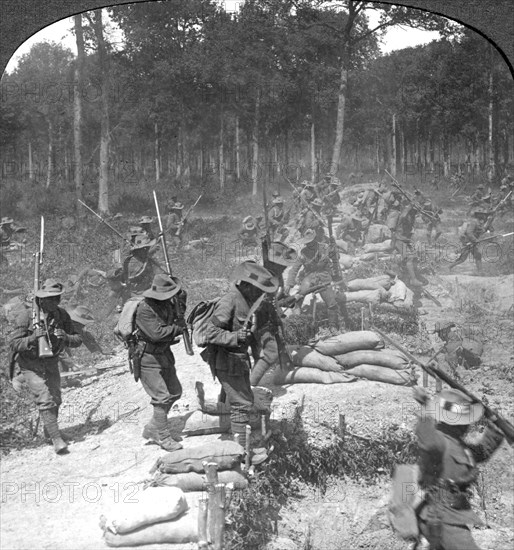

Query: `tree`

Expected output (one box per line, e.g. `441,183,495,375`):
74,14,85,210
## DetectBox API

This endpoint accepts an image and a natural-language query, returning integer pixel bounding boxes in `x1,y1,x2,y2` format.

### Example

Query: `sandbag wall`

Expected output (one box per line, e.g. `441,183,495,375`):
274,331,417,386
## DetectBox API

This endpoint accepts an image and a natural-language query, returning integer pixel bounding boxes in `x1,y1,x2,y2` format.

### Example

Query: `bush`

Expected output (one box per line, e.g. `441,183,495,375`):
0,179,23,217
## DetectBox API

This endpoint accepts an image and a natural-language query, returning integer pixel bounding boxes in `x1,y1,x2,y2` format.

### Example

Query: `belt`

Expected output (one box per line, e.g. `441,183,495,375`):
141,341,170,354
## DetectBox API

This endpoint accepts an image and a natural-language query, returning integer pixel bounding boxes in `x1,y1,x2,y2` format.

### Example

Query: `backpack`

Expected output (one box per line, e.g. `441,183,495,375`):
114,296,144,344
186,298,220,348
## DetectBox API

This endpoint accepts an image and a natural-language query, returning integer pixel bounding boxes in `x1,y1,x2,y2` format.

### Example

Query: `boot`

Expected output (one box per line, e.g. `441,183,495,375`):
41,409,68,454
327,307,340,334
405,260,423,287
195,381,205,410
232,422,247,449
151,405,182,452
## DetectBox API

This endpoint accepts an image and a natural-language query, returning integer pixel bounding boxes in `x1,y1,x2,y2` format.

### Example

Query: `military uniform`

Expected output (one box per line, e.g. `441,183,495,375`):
336,214,366,246
298,198,325,241
391,204,424,288
413,388,504,550
135,274,184,451
204,262,278,447
9,280,83,453
422,199,442,245
286,231,347,330
166,203,184,249
268,198,289,241
383,190,403,229
121,233,159,296
0,218,14,247
239,217,259,248
449,211,490,272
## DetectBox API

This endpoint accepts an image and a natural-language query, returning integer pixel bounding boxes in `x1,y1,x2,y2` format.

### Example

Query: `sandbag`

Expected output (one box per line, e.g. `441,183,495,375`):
103,507,198,547
199,385,272,415
357,252,378,262
183,410,260,436
460,338,483,367
100,487,187,535
339,253,354,269
335,349,409,370
347,278,388,292
369,275,394,287
344,364,416,386
365,224,391,244
344,289,386,304
362,240,392,253
157,441,244,474
288,345,343,372
274,367,357,385
315,331,384,356
151,468,248,492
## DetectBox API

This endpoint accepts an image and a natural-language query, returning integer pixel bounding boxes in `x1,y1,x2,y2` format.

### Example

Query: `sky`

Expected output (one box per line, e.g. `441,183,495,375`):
4,2,442,74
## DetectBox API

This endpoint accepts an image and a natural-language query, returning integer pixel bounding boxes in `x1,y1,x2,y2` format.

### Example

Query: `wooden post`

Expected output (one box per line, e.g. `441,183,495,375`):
423,369,428,388
338,413,346,440
245,425,251,470
204,461,219,548
198,497,209,550
360,307,365,330
233,433,240,447
212,483,226,550
261,414,266,436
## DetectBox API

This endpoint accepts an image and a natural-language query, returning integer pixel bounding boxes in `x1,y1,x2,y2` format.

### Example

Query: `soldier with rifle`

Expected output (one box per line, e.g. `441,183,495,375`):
202,261,279,449
285,229,349,332
268,196,289,241
166,201,184,250
239,216,260,248
421,198,443,245
299,197,325,241
448,209,491,273
376,328,512,550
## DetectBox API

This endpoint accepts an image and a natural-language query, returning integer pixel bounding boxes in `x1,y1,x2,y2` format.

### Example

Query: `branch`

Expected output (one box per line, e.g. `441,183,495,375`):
353,21,391,43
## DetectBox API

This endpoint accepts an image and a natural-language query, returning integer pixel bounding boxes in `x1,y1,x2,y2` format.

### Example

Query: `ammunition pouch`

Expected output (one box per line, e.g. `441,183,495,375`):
128,339,144,382
428,479,472,511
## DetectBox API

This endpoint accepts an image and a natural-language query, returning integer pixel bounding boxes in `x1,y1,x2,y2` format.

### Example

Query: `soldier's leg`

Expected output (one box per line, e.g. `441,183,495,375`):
433,222,442,243
319,286,339,330
216,370,254,447
250,329,278,386
471,245,483,273
23,366,67,454
440,524,481,550
448,246,470,270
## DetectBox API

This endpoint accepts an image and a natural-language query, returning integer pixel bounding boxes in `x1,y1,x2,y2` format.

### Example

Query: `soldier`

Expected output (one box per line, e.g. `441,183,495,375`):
411,386,504,550
391,202,424,288
250,241,297,386
121,232,160,296
285,229,348,331
139,216,155,240
268,197,289,241
467,184,486,214
323,180,342,211
239,216,259,248
336,213,368,249
421,198,443,245
299,181,316,204
383,188,403,230
413,188,426,204
9,279,83,454
166,202,185,249
204,261,278,448
135,274,185,451
299,198,325,241
166,195,179,210
448,209,491,273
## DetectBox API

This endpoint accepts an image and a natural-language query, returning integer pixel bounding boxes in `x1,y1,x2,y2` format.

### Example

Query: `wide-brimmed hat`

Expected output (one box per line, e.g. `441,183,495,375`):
66,304,95,325
423,200,432,207
230,261,279,293
242,216,254,225
243,222,256,231
305,182,316,189
130,225,144,236
171,202,184,210
0,217,14,225
268,241,297,266
300,229,317,245
414,189,422,195
132,234,157,250
426,389,483,426
500,184,508,190
35,279,64,298
271,191,280,198
311,198,323,208
272,197,284,205
473,209,490,218
139,216,153,225
143,274,182,300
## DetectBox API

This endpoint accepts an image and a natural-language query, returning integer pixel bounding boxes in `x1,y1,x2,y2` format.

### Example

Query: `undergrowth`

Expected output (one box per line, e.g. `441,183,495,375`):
225,405,417,550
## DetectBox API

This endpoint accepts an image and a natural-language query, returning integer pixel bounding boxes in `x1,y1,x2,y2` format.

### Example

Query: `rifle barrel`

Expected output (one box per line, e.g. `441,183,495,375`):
78,200,131,245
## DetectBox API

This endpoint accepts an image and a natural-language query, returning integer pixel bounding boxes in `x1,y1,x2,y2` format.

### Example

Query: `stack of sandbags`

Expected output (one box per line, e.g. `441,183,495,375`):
183,384,272,436
343,288,389,305
149,441,248,492
362,240,392,253
100,487,198,547
347,275,393,292
279,331,416,386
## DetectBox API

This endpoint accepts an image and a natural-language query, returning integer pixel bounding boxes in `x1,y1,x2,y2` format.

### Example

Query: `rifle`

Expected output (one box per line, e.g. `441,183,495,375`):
153,191,194,356
283,174,327,228
33,216,53,360
78,200,132,246
385,170,438,223
374,327,514,447
279,279,345,308
176,194,202,237
261,180,294,371
326,214,345,290
421,288,442,308
482,190,513,233
461,231,514,253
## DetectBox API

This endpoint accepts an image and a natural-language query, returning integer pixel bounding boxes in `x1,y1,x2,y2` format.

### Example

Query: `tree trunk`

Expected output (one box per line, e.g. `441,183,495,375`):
93,10,110,214
251,93,260,196
391,113,397,177
310,119,316,183
219,110,225,190
46,119,53,189
235,115,240,182
375,130,380,174
28,141,33,182
330,43,349,176
154,122,160,183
